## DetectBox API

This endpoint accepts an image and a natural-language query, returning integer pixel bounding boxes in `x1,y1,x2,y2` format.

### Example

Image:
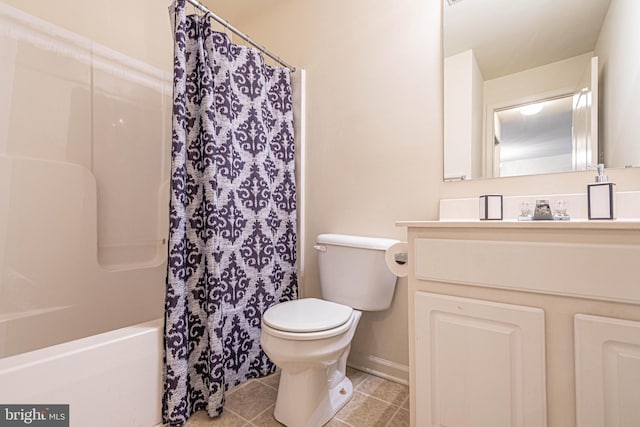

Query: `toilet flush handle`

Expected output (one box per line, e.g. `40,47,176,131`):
313,244,327,252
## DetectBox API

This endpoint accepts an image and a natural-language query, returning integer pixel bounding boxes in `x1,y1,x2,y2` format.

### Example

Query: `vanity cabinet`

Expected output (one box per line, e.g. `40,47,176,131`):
414,292,546,427
400,221,640,427
574,314,640,427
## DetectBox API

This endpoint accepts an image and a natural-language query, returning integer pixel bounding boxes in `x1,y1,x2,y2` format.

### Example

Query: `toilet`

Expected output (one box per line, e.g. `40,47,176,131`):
260,233,401,427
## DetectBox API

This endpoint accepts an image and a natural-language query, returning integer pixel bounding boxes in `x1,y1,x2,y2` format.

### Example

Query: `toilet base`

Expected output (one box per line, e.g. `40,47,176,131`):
273,366,353,427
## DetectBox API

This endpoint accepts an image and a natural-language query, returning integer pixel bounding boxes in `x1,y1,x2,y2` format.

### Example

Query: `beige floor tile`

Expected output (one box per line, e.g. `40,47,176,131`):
386,408,409,427
257,371,281,390
176,373,410,427
225,380,278,421
182,409,246,427
346,366,369,389
334,391,397,427
357,375,409,407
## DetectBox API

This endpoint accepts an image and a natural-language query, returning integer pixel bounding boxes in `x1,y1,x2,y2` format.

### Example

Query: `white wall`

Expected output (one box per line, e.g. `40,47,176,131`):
595,0,640,168
226,0,442,381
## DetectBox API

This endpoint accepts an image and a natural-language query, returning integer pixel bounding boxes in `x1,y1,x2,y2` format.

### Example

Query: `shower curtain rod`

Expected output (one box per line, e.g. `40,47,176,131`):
186,0,296,72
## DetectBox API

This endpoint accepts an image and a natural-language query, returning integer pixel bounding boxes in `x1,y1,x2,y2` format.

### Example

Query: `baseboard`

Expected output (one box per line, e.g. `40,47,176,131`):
347,351,409,385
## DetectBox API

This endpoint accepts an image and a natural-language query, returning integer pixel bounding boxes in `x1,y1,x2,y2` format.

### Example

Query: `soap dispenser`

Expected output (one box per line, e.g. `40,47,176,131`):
587,164,616,220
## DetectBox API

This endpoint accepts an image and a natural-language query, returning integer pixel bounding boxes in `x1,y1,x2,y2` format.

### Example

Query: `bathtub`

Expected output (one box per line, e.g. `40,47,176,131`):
0,319,164,427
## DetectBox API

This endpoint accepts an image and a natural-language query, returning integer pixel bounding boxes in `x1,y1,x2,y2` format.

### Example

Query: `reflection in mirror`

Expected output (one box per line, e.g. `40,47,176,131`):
443,0,640,181
483,54,598,178
496,96,573,177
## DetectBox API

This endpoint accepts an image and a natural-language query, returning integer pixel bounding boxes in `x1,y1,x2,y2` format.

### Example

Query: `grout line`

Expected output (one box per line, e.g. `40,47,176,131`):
399,394,409,410
220,407,254,425
223,378,275,425
333,417,356,427
333,390,399,427
355,391,399,409
384,404,403,427
352,373,410,408
351,372,372,391
351,380,363,392
333,411,356,427
249,404,276,424
226,378,253,396
353,388,408,409
255,376,280,390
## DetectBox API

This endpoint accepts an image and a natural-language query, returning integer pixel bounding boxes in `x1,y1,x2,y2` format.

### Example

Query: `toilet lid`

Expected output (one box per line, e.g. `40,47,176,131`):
263,298,353,333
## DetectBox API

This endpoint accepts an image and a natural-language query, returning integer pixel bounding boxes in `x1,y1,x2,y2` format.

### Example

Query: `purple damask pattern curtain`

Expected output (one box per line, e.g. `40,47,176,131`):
163,1,297,425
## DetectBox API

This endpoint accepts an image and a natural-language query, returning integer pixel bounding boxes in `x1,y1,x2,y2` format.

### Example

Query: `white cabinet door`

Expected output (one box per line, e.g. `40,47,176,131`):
414,292,547,427
575,314,640,427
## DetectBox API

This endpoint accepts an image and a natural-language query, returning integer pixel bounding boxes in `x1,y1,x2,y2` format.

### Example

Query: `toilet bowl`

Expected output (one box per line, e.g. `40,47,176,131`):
261,234,401,427
261,298,362,427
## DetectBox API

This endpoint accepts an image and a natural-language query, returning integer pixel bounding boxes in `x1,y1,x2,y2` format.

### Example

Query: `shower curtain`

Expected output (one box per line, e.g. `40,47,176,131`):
163,1,297,424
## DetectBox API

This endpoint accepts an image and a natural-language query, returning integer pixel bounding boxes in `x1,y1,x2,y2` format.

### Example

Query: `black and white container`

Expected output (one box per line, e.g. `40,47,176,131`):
588,165,616,220
479,195,503,220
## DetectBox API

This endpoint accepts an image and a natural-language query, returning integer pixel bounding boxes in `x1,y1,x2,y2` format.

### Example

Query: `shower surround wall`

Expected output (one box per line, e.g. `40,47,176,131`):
0,0,172,357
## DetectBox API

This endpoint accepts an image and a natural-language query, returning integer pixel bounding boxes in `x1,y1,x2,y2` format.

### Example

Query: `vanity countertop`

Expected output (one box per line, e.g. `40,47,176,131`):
397,219,640,230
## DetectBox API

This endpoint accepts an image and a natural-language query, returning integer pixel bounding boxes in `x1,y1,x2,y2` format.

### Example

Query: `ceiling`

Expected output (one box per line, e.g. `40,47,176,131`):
444,0,612,80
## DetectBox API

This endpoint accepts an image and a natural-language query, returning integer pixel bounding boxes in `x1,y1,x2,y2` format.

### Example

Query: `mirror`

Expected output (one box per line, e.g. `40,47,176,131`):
443,0,640,181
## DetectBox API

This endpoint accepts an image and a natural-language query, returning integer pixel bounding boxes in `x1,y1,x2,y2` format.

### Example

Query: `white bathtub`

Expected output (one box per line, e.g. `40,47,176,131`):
0,319,164,427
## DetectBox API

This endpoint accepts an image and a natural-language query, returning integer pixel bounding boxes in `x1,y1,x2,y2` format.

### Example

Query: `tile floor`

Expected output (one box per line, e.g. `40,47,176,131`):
179,367,409,427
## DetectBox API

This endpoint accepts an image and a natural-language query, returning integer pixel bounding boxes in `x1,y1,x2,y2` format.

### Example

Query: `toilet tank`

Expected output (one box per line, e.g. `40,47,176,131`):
315,234,399,311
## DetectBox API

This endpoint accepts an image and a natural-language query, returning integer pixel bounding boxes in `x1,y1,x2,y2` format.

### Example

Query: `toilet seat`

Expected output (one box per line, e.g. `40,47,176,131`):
262,298,355,341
